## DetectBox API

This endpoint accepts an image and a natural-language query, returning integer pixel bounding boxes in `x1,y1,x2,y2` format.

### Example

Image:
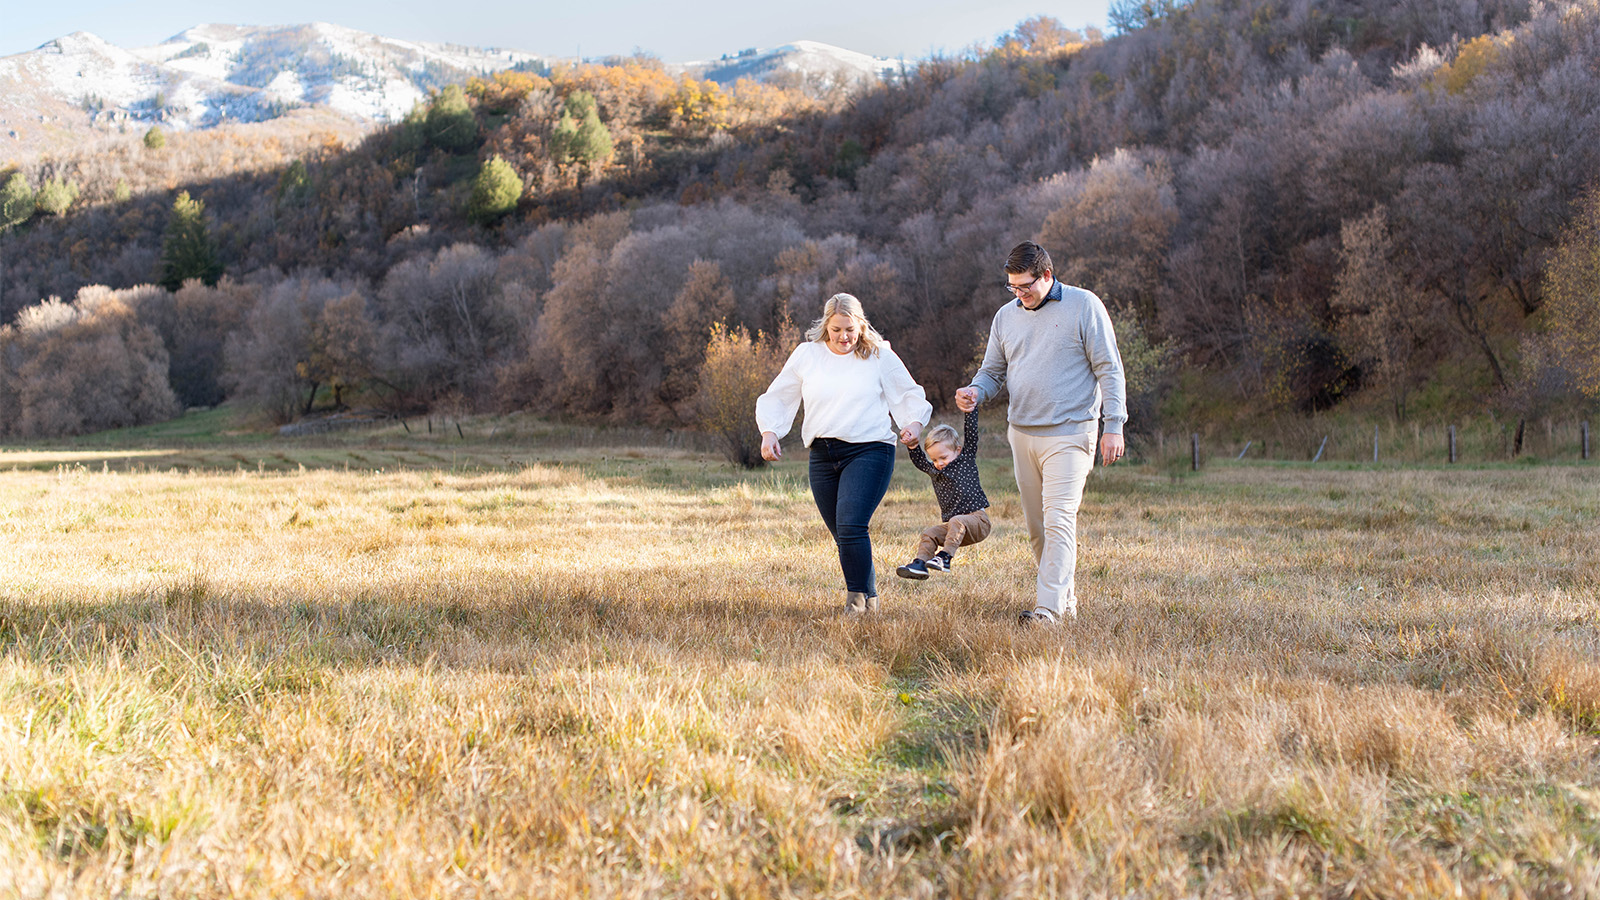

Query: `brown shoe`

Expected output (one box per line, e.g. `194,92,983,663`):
843,592,880,614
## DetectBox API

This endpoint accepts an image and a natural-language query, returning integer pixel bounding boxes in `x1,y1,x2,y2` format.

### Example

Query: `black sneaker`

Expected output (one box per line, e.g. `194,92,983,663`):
896,558,929,580
926,551,952,572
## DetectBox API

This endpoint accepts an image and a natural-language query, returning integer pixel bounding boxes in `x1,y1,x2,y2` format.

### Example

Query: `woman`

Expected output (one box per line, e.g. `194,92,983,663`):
756,293,931,614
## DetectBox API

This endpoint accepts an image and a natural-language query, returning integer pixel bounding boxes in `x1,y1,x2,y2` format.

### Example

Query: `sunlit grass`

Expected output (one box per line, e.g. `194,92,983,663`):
2,426,1599,897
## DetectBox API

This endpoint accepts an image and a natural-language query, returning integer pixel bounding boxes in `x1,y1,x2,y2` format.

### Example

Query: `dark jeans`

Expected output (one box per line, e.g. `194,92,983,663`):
808,438,895,597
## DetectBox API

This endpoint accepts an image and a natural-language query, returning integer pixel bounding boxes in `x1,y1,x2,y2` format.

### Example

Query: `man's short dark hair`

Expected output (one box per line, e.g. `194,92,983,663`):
1005,241,1053,278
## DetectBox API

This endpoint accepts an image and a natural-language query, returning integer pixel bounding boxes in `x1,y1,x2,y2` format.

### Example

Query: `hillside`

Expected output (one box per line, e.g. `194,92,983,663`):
2,0,1599,440
0,25,896,158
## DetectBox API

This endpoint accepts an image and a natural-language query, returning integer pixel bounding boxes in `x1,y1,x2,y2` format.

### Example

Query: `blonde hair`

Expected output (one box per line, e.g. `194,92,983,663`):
925,423,961,451
804,293,884,359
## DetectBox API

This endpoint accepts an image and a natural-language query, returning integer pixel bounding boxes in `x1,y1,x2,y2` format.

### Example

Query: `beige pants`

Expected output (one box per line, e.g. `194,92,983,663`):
1008,427,1097,618
914,508,992,560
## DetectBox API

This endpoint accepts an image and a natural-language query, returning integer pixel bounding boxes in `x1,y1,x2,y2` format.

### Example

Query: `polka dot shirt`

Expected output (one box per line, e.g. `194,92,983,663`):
907,409,990,520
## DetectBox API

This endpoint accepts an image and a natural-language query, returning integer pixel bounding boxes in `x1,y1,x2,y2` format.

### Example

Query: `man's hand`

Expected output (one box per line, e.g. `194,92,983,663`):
899,422,923,447
955,387,978,412
1100,432,1126,465
761,432,783,461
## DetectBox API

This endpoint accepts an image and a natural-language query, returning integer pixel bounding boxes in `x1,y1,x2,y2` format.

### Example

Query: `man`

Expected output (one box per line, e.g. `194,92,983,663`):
955,241,1126,625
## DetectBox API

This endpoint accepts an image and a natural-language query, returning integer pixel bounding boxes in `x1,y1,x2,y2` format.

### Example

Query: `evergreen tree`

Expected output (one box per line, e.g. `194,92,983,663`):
572,104,614,167
468,155,522,225
142,126,165,150
276,159,311,207
0,172,34,229
425,84,477,152
159,191,223,291
549,91,613,172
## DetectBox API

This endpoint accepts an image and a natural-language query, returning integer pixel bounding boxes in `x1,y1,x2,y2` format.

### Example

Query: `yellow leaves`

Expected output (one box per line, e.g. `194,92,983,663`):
1433,34,1505,95
671,76,730,132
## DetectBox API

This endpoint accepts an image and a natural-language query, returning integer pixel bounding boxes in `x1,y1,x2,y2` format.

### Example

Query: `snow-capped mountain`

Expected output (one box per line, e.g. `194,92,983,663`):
689,40,902,89
0,23,548,154
0,24,898,156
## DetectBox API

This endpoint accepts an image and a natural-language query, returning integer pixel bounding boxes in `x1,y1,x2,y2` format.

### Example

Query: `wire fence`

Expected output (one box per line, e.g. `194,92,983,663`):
1131,418,1595,468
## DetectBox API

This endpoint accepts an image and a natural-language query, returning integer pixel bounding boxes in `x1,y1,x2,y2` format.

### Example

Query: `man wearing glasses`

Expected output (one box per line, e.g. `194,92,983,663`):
955,241,1127,626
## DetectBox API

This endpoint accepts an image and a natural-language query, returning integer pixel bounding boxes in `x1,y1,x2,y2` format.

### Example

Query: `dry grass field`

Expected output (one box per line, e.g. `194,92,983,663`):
3,412,1599,898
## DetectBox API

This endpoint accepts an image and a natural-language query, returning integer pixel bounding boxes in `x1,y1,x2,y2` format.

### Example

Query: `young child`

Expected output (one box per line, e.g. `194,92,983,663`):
896,408,991,579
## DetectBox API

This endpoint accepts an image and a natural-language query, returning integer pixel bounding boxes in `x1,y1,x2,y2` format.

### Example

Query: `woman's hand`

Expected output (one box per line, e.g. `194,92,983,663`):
761,432,783,461
899,422,924,447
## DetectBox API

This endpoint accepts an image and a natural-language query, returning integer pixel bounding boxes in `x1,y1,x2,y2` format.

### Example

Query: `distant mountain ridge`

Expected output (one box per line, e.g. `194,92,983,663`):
0,24,898,156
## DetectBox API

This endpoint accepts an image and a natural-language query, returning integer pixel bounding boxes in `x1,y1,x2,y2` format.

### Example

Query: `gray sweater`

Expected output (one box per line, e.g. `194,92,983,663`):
968,279,1127,436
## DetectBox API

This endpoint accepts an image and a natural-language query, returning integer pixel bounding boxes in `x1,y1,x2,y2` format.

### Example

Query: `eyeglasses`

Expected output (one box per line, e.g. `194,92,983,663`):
1004,275,1042,294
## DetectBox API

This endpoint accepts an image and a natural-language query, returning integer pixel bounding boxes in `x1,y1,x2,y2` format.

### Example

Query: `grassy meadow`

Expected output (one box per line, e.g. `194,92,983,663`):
3,410,1600,898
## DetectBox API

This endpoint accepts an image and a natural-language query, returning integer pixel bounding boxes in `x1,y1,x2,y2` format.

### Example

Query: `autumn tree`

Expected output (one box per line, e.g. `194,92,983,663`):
1330,207,1436,419
223,275,363,421
305,291,378,408
1003,15,1084,52
698,322,790,468
159,191,223,291
34,177,79,216
0,287,178,438
1543,187,1600,398
1035,148,1177,332
660,259,736,411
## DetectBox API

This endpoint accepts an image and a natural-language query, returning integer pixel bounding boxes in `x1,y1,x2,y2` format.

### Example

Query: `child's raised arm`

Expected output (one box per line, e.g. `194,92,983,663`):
959,408,981,460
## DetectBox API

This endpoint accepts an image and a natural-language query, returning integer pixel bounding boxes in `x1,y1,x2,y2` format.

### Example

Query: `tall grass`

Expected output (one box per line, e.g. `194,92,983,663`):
2,425,1598,897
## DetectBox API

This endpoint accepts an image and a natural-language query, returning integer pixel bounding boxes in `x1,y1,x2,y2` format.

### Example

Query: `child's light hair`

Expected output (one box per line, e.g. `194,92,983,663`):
925,423,961,451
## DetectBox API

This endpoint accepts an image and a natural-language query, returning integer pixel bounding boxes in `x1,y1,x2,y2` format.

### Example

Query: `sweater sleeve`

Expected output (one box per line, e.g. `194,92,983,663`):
754,344,807,439
1081,293,1128,435
958,408,980,462
879,344,933,433
968,311,1006,405
907,443,938,475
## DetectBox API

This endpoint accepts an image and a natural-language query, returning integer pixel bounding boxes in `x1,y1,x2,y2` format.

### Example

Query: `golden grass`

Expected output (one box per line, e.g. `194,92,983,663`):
2,431,1599,898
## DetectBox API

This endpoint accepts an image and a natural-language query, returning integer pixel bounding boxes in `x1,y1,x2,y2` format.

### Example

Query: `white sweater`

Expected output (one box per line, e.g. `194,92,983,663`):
756,341,932,447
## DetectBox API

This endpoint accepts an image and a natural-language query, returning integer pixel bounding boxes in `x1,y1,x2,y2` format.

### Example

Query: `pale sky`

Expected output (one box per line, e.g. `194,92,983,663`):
2,0,1112,62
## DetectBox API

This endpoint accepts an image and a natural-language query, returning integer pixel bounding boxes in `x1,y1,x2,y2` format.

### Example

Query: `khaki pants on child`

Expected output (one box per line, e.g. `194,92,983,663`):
915,509,992,560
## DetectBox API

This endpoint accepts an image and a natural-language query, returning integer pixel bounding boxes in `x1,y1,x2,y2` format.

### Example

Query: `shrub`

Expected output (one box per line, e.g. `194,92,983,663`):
698,322,791,468
0,172,34,229
34,177,79,216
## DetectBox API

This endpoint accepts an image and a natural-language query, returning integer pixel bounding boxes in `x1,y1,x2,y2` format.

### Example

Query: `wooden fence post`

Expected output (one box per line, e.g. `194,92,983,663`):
1448,425,1457,463
1191,433,1200,471
1373,424,1380,463
1584,421,1591,460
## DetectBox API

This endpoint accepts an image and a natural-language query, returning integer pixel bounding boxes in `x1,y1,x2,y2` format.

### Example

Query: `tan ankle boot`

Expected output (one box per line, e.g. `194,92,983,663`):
843,591,879,614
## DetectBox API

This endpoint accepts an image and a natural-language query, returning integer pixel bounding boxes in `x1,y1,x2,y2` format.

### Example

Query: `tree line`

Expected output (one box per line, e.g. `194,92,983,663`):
2,0,1598,444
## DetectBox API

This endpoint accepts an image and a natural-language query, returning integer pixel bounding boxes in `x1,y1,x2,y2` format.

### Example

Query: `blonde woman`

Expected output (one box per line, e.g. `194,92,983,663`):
756,294,931,614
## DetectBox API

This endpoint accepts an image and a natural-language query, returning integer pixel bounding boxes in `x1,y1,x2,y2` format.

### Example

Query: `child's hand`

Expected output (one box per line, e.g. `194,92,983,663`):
899,423,923,447
955,387,978,412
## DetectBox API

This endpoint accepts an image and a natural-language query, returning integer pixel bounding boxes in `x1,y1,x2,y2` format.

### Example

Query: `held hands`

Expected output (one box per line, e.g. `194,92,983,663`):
899,422,923,448
1100,432,1126,466
760,432,783,461
954,387,978,412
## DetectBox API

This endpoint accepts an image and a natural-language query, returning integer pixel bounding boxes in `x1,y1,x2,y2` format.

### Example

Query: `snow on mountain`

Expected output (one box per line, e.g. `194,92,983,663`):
0,25,897,157
129,23,547,123
0,23,550,155
687,40,902,89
